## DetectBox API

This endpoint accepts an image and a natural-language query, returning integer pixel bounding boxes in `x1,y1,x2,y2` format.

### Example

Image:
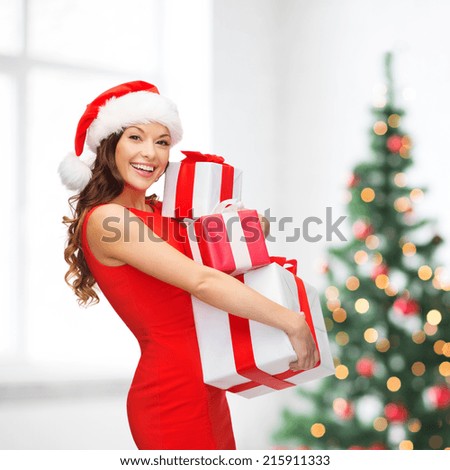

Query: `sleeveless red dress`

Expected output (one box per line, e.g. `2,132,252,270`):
81,200,236,450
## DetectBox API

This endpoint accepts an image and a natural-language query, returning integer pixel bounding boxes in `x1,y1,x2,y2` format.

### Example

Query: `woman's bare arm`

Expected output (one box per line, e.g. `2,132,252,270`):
87,204,318,370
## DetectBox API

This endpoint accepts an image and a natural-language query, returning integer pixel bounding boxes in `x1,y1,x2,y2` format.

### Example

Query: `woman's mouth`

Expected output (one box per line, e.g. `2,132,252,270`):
130,162,155,178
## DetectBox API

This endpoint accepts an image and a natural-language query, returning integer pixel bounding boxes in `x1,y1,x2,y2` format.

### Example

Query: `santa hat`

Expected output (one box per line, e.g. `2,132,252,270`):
58,80,183,192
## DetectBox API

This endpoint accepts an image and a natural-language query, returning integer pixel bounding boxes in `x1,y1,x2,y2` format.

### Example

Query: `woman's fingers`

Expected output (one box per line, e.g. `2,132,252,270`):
287,318,319,371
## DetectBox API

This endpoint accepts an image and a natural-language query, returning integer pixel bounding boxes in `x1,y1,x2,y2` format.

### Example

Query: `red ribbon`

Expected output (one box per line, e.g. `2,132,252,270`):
174,151,235,219
227,261,320,394
180,150,225,164
228,274,295,391
269,256,298,275
194,214,237,274
239,211,270,270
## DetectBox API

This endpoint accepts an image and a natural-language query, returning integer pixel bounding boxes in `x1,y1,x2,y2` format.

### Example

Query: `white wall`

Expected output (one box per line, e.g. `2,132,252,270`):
212,0,450,449
2,0,449,451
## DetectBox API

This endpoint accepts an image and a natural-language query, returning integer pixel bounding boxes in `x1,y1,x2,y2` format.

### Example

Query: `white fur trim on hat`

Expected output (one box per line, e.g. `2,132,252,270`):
86,91,183,152
58,152,95,192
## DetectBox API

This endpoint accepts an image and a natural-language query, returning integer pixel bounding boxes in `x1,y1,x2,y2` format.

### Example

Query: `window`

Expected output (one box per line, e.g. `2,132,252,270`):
0,0,212,374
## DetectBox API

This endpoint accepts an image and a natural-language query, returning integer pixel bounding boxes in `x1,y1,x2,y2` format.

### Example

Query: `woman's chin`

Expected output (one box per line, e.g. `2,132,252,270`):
124,179,154,191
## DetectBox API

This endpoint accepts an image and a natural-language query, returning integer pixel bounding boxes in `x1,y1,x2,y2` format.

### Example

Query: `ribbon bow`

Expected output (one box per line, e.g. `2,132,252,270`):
212,198,245,214
181,150,225,164
269,256,298,275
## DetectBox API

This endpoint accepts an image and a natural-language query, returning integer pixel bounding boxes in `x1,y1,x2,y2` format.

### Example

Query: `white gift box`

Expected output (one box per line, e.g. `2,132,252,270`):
162,151,243,219
191,261,335,398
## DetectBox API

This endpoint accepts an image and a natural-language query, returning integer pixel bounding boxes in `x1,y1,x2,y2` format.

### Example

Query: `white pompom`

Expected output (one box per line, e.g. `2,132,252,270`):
58,152,93,191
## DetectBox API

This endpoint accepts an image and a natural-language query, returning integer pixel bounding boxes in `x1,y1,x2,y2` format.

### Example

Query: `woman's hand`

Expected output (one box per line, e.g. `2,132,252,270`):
258,213,270,238
286,314,319,371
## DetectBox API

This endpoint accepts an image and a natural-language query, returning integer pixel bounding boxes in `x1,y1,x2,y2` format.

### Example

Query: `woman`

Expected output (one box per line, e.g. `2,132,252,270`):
59,81,318,450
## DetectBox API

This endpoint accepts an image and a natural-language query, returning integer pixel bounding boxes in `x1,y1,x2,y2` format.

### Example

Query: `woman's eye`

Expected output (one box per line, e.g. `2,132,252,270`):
156,140,170,146
129,135,141,141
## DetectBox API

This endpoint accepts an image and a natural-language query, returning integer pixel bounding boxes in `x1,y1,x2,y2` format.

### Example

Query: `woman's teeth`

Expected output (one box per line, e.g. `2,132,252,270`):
131,163,155,173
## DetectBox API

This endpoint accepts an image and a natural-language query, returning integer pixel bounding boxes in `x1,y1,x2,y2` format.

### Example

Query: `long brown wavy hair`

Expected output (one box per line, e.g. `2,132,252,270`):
62,131,157,307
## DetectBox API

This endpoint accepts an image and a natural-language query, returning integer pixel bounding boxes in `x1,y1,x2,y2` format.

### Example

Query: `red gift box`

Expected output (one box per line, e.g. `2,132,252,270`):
162,151,243,219
185,206,270,276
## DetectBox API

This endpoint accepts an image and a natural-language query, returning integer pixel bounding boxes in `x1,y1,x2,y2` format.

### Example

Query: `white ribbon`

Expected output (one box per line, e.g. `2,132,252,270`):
212,198,245,214
182,199,245,226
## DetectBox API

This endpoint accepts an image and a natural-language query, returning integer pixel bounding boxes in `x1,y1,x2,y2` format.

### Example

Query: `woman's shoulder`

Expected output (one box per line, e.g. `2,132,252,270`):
83,204,130,266
84,203,133,238
86,202,129,222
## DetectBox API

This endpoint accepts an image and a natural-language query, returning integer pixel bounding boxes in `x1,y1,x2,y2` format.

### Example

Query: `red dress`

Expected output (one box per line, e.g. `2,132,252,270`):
81,200,236,450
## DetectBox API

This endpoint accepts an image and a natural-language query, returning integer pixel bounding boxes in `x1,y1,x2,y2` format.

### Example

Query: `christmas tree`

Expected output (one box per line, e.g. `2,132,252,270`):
273,52,450,450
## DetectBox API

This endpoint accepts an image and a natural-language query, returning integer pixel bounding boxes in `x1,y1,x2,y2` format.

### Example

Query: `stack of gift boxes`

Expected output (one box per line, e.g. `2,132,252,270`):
162,151,335,398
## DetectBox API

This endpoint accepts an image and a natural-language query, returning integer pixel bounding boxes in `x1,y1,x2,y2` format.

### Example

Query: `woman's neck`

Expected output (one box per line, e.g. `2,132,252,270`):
111,186,150,211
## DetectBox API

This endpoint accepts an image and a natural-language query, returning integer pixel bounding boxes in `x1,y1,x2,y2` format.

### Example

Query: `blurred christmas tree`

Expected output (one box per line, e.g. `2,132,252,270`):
273,52,450,450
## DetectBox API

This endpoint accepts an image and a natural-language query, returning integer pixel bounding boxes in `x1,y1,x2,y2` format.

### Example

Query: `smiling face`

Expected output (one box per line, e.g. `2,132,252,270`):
114,122,171,191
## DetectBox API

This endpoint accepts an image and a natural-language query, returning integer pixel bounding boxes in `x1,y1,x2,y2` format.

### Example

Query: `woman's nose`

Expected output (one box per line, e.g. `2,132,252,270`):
140,140,156,158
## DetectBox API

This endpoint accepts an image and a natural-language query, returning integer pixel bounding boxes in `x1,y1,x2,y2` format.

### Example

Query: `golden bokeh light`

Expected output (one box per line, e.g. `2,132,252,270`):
427,309,442,326
432,277,441,290
388,114,401,128
373,121,388,135
376,338,390,353
327,299,341,311
411,362,426,376
399,440,414,450
399,137,412,159
310,423,326,438
355,298,370,314
424,322,438,336
412,331,426,344
333,398,348,415
402,136,412,148
375,274,389,289
387,376,402,392
429,435,443,449
410,188,424,201
443,343,450,358
335,364,349,380
399,147,410,158
408,419,422,433
402,242,417,257
325,286,339,300
373,417,388,432
439,361,450,377
384,284,398,296
434,340,445,355
373,252,383,265
336,331,350,346
332,308,347,323
394,172,407,187
365,235,380,250
364,328,378,343
346,276,360,291
418,265,433,281
435,266,446,277
354,250,369,265
361,187,376,203
394,196,412,213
